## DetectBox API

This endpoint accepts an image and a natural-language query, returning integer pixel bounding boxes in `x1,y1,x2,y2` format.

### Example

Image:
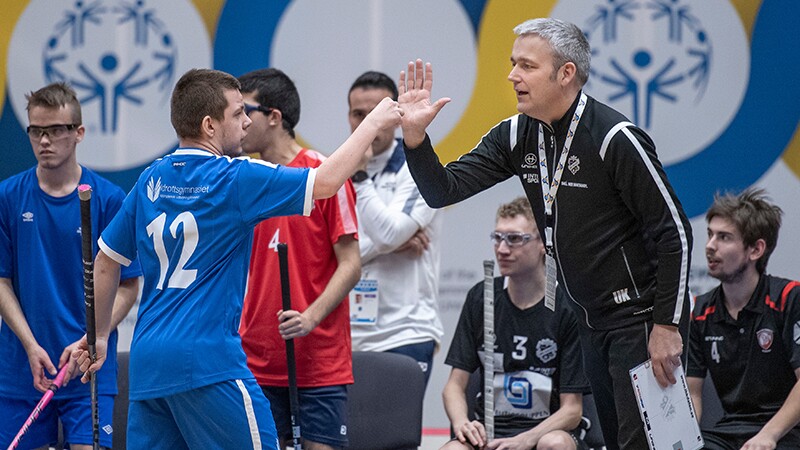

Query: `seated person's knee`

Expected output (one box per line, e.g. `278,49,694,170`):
536,430,576,450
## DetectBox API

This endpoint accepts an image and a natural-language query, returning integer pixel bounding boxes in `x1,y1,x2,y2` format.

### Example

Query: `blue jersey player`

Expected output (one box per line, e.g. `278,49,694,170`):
0,82,141,450
72,68,403,450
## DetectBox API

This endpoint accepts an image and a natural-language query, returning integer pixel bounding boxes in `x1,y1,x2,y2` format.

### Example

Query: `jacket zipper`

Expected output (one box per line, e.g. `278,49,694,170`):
550,154,594,330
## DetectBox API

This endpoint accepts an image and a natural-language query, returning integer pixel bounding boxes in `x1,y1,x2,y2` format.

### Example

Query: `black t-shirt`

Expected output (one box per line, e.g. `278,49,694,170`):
688,275,800,427
446,277,590,431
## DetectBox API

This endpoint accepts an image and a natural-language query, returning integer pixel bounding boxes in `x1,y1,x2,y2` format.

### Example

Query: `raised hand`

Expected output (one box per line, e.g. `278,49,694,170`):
398,59,451,148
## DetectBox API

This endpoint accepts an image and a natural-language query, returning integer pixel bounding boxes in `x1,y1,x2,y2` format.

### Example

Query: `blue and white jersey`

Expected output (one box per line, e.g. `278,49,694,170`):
0,166,142,400
99,148,313,400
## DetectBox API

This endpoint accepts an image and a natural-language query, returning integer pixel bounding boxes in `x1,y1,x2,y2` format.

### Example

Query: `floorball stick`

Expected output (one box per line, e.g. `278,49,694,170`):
277,243,302,450
78,184,100,450
483,259,495,442
6,365,70,450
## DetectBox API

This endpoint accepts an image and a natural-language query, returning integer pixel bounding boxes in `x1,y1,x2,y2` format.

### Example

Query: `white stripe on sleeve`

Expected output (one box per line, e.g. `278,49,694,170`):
619,126,689,325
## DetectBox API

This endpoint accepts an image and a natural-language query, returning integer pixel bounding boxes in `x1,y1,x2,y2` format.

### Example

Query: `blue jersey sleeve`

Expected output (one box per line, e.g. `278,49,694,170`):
0,187,12,278
98,186,139,266
236,159,312,227
95,178,143,280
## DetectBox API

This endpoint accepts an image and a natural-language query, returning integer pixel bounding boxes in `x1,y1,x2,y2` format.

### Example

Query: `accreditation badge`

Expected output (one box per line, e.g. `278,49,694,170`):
349,279,378,324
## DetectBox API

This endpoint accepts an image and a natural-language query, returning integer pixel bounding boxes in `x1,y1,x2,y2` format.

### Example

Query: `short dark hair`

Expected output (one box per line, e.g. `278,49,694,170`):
25,82,82,124
348,71,398,103
706,187,783,274
238,68,300,138
170,68,241,140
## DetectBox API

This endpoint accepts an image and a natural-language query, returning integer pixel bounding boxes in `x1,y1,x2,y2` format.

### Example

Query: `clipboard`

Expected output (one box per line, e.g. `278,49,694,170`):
629,360,704,450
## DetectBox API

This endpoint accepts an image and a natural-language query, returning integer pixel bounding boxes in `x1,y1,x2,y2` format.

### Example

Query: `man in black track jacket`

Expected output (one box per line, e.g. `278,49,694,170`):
397,18,692,450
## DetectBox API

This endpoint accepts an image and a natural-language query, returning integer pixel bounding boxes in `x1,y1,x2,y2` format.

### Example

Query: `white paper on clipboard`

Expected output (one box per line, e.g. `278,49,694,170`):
629,360,704,450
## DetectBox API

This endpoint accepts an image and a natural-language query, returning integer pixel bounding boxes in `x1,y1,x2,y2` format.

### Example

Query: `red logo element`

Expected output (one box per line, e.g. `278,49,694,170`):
757,328,774,351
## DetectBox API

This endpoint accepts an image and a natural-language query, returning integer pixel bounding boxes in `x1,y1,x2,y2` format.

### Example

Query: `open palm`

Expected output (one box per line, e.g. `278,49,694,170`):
398,59,450,148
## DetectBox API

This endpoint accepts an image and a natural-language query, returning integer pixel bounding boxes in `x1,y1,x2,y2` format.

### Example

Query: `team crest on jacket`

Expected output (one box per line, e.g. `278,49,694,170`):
794,321,800,345
756,328,773,352
567,155,580,175
535,338,557,363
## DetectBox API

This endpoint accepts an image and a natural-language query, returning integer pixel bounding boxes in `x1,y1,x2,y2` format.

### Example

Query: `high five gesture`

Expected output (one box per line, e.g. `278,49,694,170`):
398,59,450,148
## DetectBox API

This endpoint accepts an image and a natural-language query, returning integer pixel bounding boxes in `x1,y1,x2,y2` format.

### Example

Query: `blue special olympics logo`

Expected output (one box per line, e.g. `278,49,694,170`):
584,0,714,129
553,0,800,217
504,375,532,409
7,0,211,171
554,0,749,167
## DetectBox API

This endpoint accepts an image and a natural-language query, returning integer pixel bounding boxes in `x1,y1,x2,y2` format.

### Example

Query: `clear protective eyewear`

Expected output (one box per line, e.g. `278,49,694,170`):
489,231,534,248
26,123,79,140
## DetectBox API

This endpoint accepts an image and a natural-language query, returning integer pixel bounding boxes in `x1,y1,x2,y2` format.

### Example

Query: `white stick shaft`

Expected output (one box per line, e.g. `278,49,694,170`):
482,260,495,441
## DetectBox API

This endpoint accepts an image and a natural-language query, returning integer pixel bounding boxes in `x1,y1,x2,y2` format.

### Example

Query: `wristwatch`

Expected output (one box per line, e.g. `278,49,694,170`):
350,170,369,183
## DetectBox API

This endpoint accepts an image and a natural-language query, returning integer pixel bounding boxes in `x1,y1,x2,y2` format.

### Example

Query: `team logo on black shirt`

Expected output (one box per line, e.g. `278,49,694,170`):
568,155,580,175
535,338,557,363
756,328,773,352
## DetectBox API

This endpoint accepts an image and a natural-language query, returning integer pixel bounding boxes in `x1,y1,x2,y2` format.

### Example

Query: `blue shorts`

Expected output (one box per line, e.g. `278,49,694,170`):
0,394,114,450
128,379,279,450
262,384,348,447
385,339,437,385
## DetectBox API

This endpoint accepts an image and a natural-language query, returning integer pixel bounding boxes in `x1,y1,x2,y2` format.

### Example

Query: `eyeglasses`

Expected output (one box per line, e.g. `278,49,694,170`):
490,231,534,247
26,124,79,140
244,103,273,117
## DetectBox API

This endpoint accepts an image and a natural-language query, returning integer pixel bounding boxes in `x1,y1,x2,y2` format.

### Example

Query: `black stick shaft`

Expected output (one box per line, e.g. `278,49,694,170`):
277,243,302,450
78,185,99,450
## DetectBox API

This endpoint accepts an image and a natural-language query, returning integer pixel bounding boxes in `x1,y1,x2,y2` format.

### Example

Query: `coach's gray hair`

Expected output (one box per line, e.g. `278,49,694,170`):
513,18,591,86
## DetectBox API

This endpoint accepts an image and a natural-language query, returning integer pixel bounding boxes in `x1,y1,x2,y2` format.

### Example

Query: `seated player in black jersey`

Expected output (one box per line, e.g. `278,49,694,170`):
688,188,800,450
441,197,590,450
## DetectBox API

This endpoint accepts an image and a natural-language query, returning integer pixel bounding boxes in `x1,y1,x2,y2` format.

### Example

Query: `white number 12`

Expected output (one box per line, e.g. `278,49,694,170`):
146,212,199,290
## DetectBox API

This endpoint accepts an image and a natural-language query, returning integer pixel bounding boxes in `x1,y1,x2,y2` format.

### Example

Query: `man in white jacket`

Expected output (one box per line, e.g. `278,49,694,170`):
347,71,443,387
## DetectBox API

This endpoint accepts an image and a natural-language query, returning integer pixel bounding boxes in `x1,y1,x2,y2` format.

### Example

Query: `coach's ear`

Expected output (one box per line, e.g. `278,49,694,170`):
558,61,578,88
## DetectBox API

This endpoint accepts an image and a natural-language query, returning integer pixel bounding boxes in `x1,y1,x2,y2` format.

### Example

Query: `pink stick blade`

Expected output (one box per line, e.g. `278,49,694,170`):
6,365,70,449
